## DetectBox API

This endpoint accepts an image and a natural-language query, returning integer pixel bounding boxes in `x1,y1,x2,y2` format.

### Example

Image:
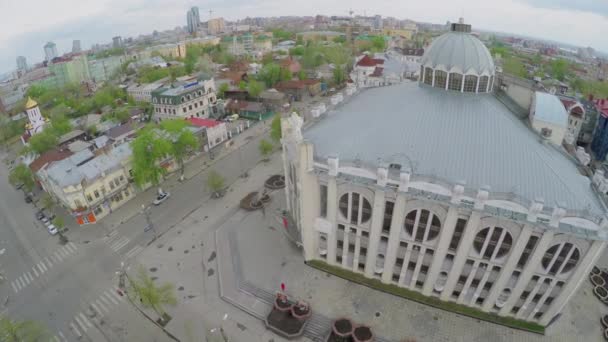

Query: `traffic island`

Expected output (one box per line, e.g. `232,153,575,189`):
264,293,311,339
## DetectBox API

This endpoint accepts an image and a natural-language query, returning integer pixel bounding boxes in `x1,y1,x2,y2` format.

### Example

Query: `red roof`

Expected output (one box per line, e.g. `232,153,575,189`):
276,79,320,90
356,55,384,67
188,117,221,128
370,67,384,77
29,149,73,173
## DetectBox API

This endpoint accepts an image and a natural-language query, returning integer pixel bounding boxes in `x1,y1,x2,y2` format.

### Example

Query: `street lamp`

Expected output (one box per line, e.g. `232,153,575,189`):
208,314,229,342
141,204,157,240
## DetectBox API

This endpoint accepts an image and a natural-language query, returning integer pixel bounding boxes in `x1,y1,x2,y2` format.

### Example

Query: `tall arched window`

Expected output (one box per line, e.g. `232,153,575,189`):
434,70,447,89
339,192,372,225
448,73,463,91
473,227,513,260
541,243,580,275
463,75,478,92
404,209,441,242
478,76,489,92
424,67,433,85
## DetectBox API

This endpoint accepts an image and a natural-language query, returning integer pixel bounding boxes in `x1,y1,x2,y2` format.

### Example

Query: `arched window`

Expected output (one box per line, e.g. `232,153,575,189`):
181,96,185,102
424,67,433,85
404,209,441,242
434,70,447,89
463,75,478,92
473,227,512,260
478,76,489,92
541,243,580,275
339,192,372,225
448,73,463,91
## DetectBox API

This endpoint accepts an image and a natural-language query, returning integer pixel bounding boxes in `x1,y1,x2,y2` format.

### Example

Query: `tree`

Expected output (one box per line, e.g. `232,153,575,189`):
550,59,570,81
247,79,264,100
279,67,292,82
129,266,177,322
259,139,273,159
333,65,346,85
49,111,72,136
371,36,386,52
195,54,214,74
24,131,58,155
130,127,173,189
52,216,68,244
0,316,48,342
238,80,247,90
9,164,35,192
111,108,131,123
503,57,527,78
297,70,307,81
270,114,282,143
40,194,55,212
207,170,225,198
218,83,230,99
258,63,282,87
159,120,199,179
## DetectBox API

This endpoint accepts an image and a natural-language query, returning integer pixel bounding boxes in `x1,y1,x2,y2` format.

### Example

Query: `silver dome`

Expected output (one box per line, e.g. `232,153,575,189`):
421,31,495,76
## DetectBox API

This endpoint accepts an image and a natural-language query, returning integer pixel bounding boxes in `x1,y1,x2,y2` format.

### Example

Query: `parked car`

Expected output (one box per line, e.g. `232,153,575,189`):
35,211,45,220
153,192,170,205
47,224,58,236
24,195,33,203
15,183,24,190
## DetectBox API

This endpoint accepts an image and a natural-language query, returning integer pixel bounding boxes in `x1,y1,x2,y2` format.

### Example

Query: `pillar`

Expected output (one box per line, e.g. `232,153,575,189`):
423,206,459,296
326,172,338,266
381,193,407,284
364,189,386,277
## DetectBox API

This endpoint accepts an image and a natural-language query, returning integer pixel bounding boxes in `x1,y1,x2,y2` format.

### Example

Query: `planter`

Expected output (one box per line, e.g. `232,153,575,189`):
240,192,263,211
594,286,608,301
592,274,606,287
605,328,608,341
156,313,172,327
330,318,354,341
291,301,312,320
265,175,286,190
274,294,292,312
260,194,272,203
602,315,608,328
353,325,374,342
591,266,602,276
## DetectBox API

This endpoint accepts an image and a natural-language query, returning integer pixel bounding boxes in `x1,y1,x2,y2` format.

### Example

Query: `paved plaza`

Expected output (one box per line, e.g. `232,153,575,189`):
132,153,608,342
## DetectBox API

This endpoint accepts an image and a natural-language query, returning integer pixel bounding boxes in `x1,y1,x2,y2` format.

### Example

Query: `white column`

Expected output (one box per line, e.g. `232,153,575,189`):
472,266,493,305
298,143,317,261
341,228,350,268
398,245,413,286
326,174,338,265
423,206,459,295
352,231,362,272
440,211,481,301
482,227,532,311
457,261,479,304
539,239,606,325
364,190,386,277
409,246,426,288
460,74,465,92
500,231,555,316
431,69,435,87
445,72,450,90
517,277,544,319
381,194,407,283
528,281,556,321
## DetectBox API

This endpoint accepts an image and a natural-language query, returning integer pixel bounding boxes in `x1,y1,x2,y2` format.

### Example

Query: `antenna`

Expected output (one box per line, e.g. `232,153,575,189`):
209,9,213,20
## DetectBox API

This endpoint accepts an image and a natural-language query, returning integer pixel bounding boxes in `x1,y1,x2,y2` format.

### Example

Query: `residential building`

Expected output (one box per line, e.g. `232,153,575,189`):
127,81,166,102
0,83,27,111
280,56,301,76
187,117,228,151
151,77,217,120
394,48,424,78
225,99,272,120
260,89,286,111
139,43,186,60
72,40,82,53
590,99,608,161
296,31,345,43
223,34,272,56
276,79,322,101
57,129,87,148
106,122,139,147
88,55,128,83
184,36,221,49
112,36,123,48
16,56,27,71
529,92,568,145
207,18,225,35
559,97,586,144
383,26,417,40
187,7,200,34
44,42,58,61
280,20,606,329
36,144,135,225
48,55,91,88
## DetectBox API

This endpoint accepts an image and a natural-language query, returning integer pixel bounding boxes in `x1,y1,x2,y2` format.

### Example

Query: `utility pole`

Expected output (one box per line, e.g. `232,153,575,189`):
141,204,157,241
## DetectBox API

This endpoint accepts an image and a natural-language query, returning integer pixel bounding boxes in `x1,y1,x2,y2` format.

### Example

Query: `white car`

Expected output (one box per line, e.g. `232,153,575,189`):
47,224,58,235
153,192,170,206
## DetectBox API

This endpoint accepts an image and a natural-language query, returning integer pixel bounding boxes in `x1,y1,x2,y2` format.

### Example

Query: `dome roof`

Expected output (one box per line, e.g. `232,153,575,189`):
25,97,38,110
420,31,495,76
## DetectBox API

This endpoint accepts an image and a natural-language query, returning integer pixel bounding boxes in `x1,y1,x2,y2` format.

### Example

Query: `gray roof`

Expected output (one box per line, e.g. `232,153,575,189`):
533,92,568,126
57,129,86,145
420,32,495,75
304,82,602,213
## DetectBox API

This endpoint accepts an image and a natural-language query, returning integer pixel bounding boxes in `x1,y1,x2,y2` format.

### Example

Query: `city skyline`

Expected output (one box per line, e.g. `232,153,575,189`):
1,0,608,74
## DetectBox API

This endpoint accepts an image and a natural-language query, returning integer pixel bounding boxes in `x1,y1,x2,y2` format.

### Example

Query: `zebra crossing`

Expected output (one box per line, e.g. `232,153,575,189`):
68,288,125,338
103,230,131,252
10,242,78,293
50,330,68,342
125,244,144,259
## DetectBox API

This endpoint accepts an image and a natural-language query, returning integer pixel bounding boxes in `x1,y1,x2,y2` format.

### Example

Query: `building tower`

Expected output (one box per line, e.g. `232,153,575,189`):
24,97,47,136
112,36,123,48
16,56,27,71
44,42,58,61
187,7,200,34
72,40,82,53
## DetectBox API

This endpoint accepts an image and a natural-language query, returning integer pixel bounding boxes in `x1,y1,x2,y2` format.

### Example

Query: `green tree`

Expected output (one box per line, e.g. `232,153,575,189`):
111,108,131,123
0,316,48,342
261,53,274,65
550,59,570,81
49,111,72,136
371,36,386,52
207,170,225,198
333,65,346,85
258,63,282,87
333,36,347,44
271,28,294,41
298,71,307,80
52,216,68,244
130,127,173,188
9,164,35,192
238,80,247,90
279,67,292,82
270,114,282,143
129,266,177,322
25,131,58,155
159,119,199,179
218,83,230,99
195,54,213,74
503,57,527,78
247,79,264,100
0,115,24,145
259,139,273,159
40,194,55,212
26,84,48,99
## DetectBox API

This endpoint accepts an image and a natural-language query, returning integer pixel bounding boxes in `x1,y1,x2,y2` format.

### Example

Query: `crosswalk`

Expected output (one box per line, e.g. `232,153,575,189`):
10,242,78,293
68,287,125,338
103,230,131,252
125,245,144,259
51,330,68,342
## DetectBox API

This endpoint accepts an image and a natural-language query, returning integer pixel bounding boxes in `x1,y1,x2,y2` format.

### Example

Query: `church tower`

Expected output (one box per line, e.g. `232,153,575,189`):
25,97,47,135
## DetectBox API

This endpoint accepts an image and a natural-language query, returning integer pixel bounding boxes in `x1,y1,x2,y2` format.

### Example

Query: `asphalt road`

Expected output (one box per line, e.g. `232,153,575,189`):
0,123,271,341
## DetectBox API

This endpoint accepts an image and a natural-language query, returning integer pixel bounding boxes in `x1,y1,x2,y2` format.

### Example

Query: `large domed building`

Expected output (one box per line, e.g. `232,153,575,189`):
280,20,607,328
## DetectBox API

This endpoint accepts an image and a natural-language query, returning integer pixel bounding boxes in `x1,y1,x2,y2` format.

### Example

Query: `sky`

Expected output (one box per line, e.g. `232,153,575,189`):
1,0,608,74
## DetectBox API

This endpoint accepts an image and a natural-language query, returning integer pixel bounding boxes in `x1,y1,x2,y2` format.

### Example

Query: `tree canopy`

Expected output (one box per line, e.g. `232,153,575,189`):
129,266,177,320
159,119,199,177
258,63,291,87
247,79,264,99
270,114,282,143
0,316,48,342
207,169,225,197
550,59,570,81
9,164,35,192
259,139,273,158
24,131,59,155
130,126,173,188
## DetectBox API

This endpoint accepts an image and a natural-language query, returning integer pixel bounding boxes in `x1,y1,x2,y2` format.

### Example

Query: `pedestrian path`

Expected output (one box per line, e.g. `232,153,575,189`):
68,287,125,339
50,330,69,342
125,244,144,259
9,242,79,294
103,230,131,252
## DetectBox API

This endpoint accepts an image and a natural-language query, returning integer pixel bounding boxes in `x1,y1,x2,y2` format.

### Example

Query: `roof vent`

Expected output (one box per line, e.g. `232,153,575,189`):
450,19,471,33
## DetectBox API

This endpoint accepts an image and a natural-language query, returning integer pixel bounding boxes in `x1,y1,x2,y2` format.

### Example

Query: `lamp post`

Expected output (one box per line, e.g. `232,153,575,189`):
141,204,157,240
208,313,229,342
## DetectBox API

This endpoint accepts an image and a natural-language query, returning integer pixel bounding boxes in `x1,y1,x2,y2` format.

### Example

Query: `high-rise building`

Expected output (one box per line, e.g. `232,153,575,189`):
374,15,383,30
16,56,27,71
187,7,200,34
112,36,123,49
207,17,225,35
44,42,58,61
72,40,82,53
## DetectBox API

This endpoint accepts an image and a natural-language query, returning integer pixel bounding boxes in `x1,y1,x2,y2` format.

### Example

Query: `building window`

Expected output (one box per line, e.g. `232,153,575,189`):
382,201,394,234
109,181,115,190
463,75,478,92
319,185,328,218
189,105,193,110
517,235,539,269
424,67,433,85
541,243,580,275
478,76,489,92
448,218,467,251
74,199,83,208
473,226,513,260
434,70,447,89
448,73,463,91
94,190,100,199
404,209,441,242
339,192,372,225
87,195,93,202
183,107,187,113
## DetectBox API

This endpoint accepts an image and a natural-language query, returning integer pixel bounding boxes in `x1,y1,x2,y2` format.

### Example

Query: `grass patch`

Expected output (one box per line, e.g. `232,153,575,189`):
307,260,545,335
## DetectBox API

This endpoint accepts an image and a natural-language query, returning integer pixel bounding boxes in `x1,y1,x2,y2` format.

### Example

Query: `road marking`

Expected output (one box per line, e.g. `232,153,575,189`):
18,276,25,288
103,230,118,241
58,331,67,342
38,262,47,273
26,271,34,282
78,312,93,328
69,322,82,337
53,251,63,262
32,266,38,277
90,302,103,316
110,237,130,252
125,245,143,259
21,274,30,286
73,315,88,332
14,279,21,291
64,243,75,254
68,242,78,252
103,291,119,305
58,247,69,258
99,294,112,307
11,281,18,293
95,299,109,313
44,257,53,268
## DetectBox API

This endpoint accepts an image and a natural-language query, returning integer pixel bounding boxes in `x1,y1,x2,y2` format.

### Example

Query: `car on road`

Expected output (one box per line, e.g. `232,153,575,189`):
153,192,170,205
35,211,45,220
15,183,24,190
46,224,58,235
24,195,33,203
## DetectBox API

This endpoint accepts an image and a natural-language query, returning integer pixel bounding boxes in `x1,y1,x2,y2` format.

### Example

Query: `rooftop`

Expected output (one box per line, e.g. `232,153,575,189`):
304,82,603,213
188,117,221,128
29,149,73,173
534,92,569,126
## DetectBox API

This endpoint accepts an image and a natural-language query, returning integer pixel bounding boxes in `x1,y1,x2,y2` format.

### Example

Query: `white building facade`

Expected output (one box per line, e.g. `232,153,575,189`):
281,20,608,329
151,78,217,121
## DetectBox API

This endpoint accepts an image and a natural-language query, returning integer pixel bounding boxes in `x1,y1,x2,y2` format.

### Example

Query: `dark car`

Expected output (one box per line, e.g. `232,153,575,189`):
24,195,33,203
35,211,45,220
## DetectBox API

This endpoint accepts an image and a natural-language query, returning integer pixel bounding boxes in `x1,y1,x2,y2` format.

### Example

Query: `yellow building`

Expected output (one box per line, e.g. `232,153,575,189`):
382,27,416,40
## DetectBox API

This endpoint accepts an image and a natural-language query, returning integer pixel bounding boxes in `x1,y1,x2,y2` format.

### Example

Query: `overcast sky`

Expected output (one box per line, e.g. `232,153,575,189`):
1,0,607,74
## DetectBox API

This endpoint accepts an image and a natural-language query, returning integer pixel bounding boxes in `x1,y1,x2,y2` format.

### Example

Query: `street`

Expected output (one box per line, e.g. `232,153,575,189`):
0,120,273,341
